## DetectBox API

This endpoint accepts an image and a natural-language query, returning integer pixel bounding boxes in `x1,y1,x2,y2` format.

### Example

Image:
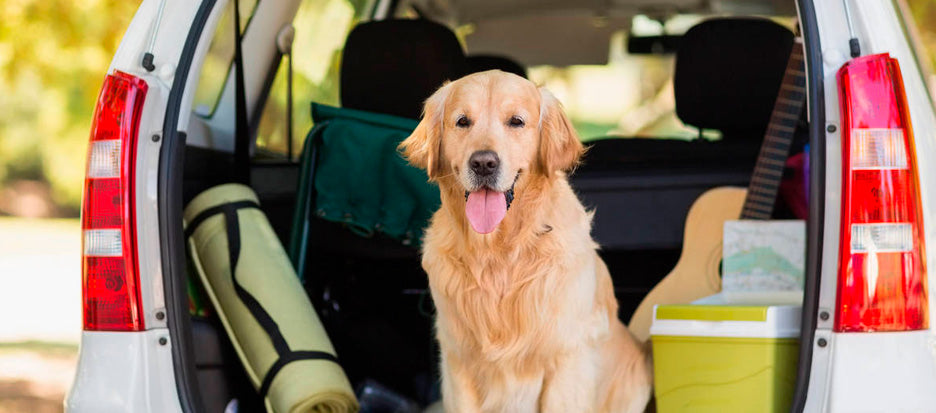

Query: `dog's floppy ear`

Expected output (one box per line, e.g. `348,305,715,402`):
536,87,584,177
399,82,452,180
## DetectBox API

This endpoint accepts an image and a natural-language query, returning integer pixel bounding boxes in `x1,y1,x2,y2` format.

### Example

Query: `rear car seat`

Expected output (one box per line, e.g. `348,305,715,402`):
340,19,466,119
291,19,468,406
582,18,794,170
292,18,467,265
466,54,528,78
673,19,794,144
575,17,794,249
571,18,796,318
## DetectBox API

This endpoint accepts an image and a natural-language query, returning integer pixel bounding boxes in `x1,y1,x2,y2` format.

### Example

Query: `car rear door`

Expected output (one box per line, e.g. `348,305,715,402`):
792,1,936,411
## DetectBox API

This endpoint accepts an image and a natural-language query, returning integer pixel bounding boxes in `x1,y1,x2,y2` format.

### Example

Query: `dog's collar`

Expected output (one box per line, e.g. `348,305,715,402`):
505,172,519,210
464,172,521,210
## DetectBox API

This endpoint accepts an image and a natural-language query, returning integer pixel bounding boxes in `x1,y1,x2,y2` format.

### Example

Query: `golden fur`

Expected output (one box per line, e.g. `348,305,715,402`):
400,70,652,413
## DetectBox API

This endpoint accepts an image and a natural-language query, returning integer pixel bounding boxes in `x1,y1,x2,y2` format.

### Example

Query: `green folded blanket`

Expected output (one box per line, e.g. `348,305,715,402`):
289,103,440,280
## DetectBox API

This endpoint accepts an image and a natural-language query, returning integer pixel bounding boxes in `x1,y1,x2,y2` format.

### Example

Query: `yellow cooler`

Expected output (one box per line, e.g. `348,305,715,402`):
650,293,801,412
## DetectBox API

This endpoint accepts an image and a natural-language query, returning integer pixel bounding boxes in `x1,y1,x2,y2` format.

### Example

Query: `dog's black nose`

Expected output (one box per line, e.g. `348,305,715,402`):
469,150,500,177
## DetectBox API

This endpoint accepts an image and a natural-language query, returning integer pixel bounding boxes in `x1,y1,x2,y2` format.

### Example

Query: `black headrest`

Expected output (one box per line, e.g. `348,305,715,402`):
466,55,528,78
340,19,467,119
674,18,794,140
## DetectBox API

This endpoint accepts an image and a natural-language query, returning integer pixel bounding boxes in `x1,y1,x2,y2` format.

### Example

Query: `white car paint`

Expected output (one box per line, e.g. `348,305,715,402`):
805,1,936,411
65,331,182,412
135,75,170,331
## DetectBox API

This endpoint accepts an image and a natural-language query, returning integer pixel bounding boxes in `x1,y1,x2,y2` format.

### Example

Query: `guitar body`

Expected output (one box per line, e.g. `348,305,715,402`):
627,187,747,342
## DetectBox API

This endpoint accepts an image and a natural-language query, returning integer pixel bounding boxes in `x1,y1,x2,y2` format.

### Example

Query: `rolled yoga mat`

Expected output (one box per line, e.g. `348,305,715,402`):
185,183,358,413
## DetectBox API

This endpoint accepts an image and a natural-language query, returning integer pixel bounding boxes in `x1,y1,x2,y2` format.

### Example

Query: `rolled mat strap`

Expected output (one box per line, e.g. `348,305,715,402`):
186,201,305,361
259,350,339,398
184,187,354,411
184,200,260,239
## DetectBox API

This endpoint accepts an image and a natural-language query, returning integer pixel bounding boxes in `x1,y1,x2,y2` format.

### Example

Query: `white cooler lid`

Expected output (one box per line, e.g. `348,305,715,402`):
650,291,802,339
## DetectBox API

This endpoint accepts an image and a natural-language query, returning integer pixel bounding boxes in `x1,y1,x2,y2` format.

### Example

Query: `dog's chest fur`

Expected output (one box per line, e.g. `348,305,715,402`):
423,214,607,370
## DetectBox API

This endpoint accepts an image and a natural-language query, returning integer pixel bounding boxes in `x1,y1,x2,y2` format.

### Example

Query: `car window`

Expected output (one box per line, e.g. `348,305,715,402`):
192,0,259,118
469,14,795,141
527,16,710,141
460,14,710,141
528,42,709,142
255,0,369,158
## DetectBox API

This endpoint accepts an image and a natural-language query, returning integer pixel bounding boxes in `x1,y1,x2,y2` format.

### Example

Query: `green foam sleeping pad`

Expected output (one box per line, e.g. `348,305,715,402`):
185,183,358,413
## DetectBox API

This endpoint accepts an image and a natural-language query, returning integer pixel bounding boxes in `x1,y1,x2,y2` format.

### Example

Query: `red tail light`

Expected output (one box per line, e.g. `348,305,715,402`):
835,53,928,332
81,71,147,331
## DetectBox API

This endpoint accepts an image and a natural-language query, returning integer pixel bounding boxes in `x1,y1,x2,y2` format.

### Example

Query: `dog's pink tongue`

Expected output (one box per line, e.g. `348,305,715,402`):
465,189,507,234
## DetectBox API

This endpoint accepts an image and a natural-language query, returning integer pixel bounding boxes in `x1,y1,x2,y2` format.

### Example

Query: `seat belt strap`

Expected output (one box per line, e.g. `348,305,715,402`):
233,0,250,184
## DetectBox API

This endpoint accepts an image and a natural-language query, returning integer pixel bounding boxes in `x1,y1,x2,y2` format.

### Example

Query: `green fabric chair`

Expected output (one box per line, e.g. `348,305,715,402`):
289,103,440,281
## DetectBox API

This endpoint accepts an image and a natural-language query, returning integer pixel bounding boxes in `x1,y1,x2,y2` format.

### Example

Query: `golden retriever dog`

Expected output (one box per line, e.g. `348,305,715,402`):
400,70,652,413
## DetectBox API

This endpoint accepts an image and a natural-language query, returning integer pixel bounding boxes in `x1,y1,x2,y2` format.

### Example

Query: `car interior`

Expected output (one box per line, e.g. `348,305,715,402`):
180,0,810,410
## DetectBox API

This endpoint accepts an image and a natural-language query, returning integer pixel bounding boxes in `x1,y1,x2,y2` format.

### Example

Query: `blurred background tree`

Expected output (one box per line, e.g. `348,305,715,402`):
0,0,136,217
907,0,936,70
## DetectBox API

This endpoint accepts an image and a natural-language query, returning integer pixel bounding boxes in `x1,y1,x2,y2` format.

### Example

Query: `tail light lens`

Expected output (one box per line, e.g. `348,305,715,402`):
81,71,147,331
835,53,928,332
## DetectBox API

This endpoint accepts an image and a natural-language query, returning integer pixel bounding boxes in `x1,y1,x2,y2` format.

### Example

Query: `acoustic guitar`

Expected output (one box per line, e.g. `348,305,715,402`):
628,40,806,342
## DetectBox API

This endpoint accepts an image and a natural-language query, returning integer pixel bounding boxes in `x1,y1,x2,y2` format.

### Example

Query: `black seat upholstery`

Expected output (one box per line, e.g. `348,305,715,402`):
466,54,528,78
573,18,797,321
340,19,467,119
574,17,796,251
674,18,794,142
582,18,794,170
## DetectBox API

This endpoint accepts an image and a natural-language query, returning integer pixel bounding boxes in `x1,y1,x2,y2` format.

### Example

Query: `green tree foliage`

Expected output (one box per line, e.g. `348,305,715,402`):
907,0,936,70
0,0,137,214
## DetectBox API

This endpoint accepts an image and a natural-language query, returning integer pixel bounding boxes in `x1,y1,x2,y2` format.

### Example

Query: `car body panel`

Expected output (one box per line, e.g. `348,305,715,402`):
66,1,218,411
136,77,170,331
804,1,936,411
65,331,183,413
828,332,936,411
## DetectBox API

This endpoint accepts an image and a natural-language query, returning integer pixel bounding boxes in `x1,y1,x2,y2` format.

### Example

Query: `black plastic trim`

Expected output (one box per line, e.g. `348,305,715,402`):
387,0,402,18
159,1,217,412
791,0,826,411
249,51,283,143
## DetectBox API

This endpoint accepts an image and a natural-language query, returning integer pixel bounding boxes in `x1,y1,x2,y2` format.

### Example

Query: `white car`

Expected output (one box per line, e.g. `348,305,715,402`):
65,0,936,411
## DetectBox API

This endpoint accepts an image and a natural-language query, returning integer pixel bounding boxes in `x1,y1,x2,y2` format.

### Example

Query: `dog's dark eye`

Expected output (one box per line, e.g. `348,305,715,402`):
456,115,472,128
508,116,525,128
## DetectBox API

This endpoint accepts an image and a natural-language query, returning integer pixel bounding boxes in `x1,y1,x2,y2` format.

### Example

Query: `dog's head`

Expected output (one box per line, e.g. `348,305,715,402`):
400,70,584,234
